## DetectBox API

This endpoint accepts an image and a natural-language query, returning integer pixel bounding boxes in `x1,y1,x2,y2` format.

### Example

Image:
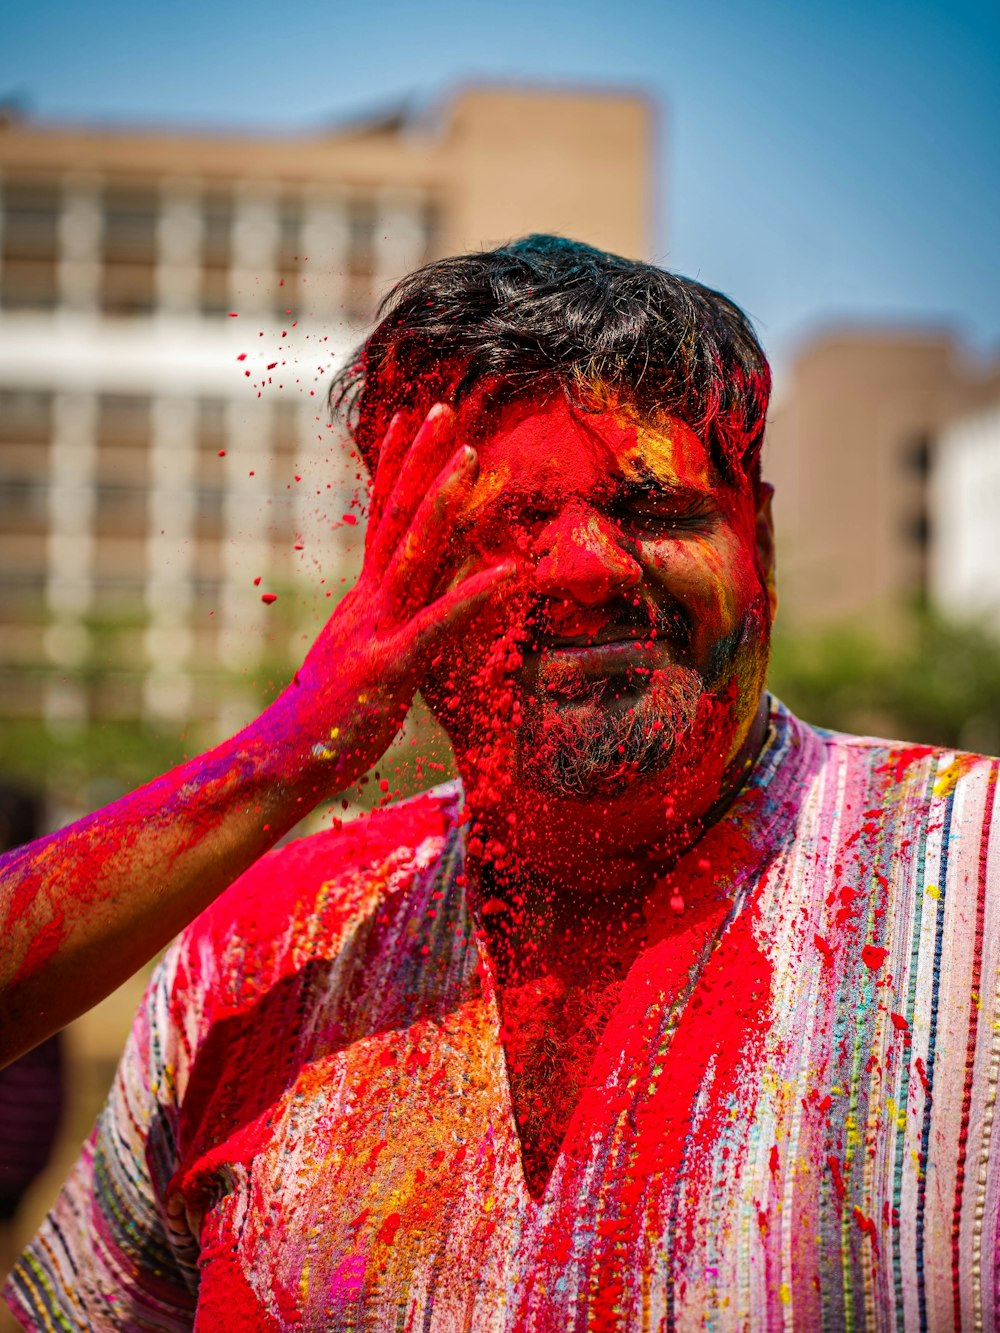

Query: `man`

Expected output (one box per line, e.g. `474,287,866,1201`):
3,236,998,1330
0,785,64,1283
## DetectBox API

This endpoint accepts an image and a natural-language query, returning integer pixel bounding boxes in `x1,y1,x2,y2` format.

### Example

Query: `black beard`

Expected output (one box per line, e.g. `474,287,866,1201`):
517,663,706,797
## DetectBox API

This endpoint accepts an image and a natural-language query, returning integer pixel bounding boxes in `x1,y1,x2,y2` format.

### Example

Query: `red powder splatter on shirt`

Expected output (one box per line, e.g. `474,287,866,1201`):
814,934,834,965
853,1205,880,1255
827,1154,846,1200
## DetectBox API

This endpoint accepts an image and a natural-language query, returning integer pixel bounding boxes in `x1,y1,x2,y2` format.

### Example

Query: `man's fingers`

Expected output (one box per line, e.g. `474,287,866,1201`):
367,412,413,549
404,561,518,657
385,444,478,607
369,404,458,573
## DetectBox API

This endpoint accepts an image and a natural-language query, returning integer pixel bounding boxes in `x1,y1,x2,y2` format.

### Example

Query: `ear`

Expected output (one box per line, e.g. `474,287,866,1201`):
754,482,778,623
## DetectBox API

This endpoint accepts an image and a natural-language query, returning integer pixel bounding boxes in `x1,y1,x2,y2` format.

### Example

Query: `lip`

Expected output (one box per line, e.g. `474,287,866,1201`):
529,625,671,653
534,637,667,671
544,636,655,653
524,602,691,654
542,631,657,649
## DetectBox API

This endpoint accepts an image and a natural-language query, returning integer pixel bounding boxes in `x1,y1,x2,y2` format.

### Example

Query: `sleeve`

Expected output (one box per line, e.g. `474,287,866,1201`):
3,951,199,1332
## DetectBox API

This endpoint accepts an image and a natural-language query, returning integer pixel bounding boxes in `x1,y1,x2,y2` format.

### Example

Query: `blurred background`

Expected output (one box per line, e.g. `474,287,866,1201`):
1,0,998,1299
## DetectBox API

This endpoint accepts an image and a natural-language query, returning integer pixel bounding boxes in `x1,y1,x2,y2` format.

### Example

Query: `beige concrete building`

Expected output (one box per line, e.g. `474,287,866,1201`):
0,86,652,741
764,331,1000,631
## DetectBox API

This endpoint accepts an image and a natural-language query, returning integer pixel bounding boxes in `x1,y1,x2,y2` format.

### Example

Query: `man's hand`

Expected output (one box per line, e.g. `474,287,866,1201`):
277,403,514,798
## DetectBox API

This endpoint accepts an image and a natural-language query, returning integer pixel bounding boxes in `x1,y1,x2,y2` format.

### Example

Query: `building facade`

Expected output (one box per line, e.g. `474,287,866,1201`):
763,331,1000,631
930,402,1000,634
0,87,652,749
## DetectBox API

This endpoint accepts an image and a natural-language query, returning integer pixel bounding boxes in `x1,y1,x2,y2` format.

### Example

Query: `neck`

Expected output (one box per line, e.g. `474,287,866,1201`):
459,692,771,974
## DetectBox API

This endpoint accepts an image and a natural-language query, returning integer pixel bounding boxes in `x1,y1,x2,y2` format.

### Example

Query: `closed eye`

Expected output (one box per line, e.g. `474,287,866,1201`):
617,495,715,533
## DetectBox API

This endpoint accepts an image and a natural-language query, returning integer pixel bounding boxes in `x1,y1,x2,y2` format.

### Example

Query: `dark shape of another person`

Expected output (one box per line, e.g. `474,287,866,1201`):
0,785,64,1286
3,237,998,1331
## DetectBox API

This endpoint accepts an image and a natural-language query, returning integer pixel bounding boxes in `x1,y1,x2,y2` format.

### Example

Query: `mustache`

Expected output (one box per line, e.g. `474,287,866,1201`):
516,591,693,653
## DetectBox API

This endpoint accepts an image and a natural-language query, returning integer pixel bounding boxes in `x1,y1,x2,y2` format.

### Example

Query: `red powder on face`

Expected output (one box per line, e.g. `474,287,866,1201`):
434,396,771,867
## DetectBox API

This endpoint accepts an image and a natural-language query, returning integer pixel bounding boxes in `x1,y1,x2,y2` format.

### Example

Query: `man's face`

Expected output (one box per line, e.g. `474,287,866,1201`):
425,394,776,803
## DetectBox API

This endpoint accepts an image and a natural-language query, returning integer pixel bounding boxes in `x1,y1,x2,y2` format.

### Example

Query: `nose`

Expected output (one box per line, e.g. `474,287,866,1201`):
532,503,642,606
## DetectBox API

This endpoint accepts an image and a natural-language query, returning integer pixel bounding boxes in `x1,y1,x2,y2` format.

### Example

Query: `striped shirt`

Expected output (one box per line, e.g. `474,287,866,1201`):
6,700,999,1331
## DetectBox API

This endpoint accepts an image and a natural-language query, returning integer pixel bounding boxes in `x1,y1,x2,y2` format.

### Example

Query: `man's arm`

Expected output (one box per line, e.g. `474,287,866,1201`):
0,405,512,1068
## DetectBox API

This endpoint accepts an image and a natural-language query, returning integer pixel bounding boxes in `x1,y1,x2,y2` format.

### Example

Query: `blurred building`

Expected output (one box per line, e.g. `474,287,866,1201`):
930,402,1000,633
764,331,1000,630
0,86,652,747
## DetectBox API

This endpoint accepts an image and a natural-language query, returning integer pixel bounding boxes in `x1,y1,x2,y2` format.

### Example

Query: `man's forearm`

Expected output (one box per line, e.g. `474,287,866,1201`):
0,702,321,1068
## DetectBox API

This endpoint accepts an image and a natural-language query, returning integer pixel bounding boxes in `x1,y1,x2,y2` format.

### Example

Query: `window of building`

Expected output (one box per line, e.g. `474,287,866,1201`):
0,668,46,718
904,433,934,478
194,487,226,539
0,257,59,310
904,511,931,549
102,187,158,262
93,481,148,536
274,196,304,313
194,399,229,517
346,195,377,323
201,190,233,315
100,186,159,315
197,398,228,451
0,390,53,443
91,573,146,615
192,575,222,609
0,177,61,254
202,192,233,266
901,432,934,601
96,394,152,448
421,197,442,262
265,401,301,539
91,672,143,720
0,568,47,616
0,179,61,310
0,476,48,531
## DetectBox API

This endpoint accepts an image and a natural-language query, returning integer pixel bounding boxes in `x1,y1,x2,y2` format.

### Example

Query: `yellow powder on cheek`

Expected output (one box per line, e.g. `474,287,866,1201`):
458,459,512,527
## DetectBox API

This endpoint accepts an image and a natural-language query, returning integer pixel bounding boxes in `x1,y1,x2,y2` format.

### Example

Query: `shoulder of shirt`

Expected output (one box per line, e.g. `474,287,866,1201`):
778,700,999,784
176,780,463,968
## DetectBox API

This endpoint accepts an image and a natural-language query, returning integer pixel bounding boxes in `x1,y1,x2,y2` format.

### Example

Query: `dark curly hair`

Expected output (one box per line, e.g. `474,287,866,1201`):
329,234,771,489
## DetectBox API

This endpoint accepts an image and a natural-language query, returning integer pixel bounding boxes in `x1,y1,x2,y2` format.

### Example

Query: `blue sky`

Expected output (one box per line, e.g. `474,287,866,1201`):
3,0,998,376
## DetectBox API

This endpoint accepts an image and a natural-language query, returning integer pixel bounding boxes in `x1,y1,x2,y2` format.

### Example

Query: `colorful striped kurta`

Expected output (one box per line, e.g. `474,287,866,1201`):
6,701,1000,1330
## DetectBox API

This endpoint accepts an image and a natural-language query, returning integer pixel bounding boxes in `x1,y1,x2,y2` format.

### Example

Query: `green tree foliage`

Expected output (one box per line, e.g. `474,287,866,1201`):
768,613,1000,755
